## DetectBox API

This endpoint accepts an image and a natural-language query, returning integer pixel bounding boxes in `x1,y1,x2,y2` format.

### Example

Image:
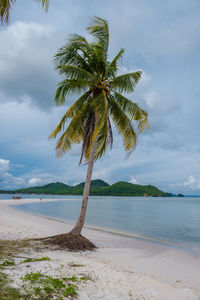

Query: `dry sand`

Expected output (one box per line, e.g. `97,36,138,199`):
0,198,200,300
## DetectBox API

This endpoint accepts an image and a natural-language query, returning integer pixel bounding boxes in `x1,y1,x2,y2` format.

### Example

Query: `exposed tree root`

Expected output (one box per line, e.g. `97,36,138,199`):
40,233,97,252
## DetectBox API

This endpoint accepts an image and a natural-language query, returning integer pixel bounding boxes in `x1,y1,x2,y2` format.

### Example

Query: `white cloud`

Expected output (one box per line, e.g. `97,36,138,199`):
178,175,200,192
28,177,42,186
129,177,139,184
0,158,26,189
184,175,196,186
0,159,10,172
144,91,181,114
0,21,55,73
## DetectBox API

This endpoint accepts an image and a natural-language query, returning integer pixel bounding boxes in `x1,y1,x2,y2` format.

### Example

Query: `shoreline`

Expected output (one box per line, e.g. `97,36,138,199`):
1,199,200,299
12,203,200,257
8,197,200,256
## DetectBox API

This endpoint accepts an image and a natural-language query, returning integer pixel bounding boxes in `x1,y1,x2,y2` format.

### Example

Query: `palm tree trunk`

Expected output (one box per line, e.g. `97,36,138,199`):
69,140,97,235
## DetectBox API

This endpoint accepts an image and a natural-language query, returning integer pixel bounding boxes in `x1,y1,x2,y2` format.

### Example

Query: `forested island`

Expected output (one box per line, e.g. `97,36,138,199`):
0,179,175,197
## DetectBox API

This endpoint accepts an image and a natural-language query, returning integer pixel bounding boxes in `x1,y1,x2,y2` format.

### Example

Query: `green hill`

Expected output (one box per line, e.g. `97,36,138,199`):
91,181,168,197
0,179,171,197
74,179,109,189
71,179,109,195
13,182,71,195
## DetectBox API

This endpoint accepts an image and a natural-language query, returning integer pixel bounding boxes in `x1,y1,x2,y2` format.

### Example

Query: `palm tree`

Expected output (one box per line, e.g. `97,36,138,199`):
0,0,49,24
48,17,148,251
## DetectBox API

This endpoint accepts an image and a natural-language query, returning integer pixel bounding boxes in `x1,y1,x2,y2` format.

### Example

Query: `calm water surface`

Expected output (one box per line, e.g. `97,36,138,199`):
1,194,200,251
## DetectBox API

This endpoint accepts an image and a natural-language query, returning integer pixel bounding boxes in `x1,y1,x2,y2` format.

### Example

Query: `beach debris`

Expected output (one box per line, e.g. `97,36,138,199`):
88,270,98,281
68,262,85,268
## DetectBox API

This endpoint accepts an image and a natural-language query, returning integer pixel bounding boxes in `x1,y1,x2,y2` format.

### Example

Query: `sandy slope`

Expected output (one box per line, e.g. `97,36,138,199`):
0,199,200,300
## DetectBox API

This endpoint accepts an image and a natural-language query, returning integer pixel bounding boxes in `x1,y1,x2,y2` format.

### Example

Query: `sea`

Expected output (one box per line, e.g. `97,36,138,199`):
1,194,200,253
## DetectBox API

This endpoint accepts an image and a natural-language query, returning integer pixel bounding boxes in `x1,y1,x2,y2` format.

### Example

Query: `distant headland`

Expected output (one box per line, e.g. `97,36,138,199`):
0,179,183,197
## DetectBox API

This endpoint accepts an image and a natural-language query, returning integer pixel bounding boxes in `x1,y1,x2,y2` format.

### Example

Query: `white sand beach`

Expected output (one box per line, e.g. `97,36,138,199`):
0,198,200,300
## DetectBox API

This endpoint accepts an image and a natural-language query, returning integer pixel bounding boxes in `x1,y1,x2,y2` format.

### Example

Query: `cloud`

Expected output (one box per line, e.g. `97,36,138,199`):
0,158,26,189
28,177,42,186
144,91,181,114
182,175,200,191
168,175,200,194
184,175,196,186
129,177,139,184
0,21,57,109
0,159,9,172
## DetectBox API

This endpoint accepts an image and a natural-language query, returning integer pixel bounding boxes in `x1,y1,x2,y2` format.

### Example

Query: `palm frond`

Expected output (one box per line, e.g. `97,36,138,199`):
113,92,148,133
95,116,113,160
55,103,90,158
109,71,142,93
87,17,109,74
54,36,92,71
49,92,91,139
88,43,104,74
87,17,109,54
67,34,90,48
57,65,93,80
0,0,15,24
54,79,90,106
83,91,107,160
1,0,48,24
94,91,109,160
107,114,113,148
79,110,95,164
108,94,137,153
137,109,149,133
89,91,107,142
36,0,49,12
107,49,125,78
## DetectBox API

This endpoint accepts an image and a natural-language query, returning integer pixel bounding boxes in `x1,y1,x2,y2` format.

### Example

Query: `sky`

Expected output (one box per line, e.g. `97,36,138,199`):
0,0,200,195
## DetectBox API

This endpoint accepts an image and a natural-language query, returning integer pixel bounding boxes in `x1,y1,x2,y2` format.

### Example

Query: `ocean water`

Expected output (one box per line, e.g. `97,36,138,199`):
2,194,200,251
